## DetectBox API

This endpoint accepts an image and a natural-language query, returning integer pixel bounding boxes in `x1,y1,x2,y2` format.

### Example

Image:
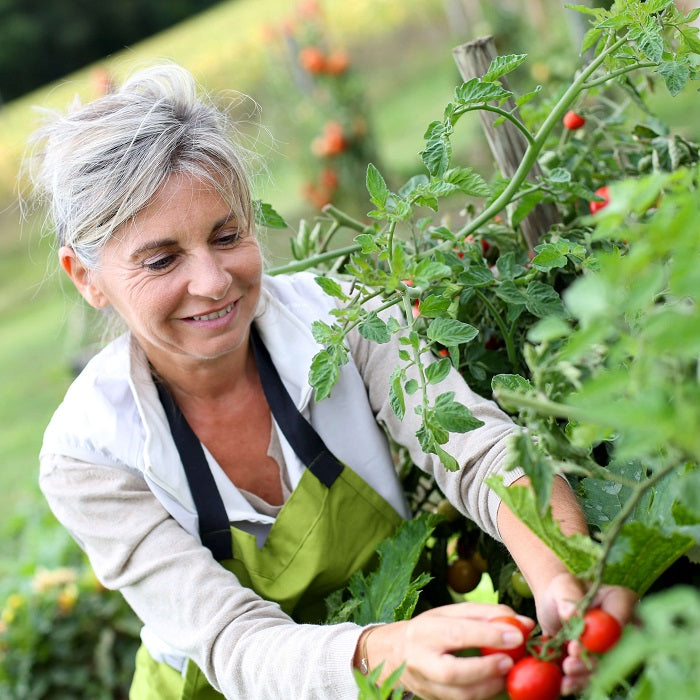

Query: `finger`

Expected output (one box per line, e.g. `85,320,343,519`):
592,585,639,625
409,653,511,699
427,601,519,620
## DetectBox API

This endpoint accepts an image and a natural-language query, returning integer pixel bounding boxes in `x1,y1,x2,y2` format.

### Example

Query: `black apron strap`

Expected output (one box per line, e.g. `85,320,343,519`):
155,381,233,561
249,325,344,488
154,325,344,561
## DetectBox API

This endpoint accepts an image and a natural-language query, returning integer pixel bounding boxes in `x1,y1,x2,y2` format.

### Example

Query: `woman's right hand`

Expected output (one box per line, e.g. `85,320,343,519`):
357,603,534,700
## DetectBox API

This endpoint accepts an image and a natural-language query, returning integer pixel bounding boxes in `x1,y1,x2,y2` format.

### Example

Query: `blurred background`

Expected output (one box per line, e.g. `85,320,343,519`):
0,0,697,582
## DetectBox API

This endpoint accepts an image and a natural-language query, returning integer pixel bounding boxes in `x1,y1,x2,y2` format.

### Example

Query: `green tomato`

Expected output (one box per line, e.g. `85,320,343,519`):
511,569,533,598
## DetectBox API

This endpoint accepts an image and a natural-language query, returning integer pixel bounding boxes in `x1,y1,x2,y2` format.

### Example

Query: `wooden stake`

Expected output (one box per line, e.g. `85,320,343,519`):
452,36,560,250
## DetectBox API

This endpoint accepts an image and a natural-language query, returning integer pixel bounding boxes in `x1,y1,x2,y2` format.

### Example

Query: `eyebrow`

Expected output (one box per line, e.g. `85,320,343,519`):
129,214,238,259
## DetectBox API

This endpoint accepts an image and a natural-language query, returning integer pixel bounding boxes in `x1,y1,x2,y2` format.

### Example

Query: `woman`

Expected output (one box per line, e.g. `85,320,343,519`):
29,64,635,699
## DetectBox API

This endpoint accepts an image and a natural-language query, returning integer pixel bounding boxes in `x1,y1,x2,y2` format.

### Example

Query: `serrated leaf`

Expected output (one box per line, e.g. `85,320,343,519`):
418,295,450,318
355,233,380,253
657,60,690,97
389,367,405,420
253,200,287,229
421,122,452,177
494,280,527,306
314,276,348,301
433,392,485,433
487,475,600,576
458,266,495,288
455,78,512,106
425,357,452,385
366,163,389,207
503,430,554,515
603,522,693,594
443,167,491,197
481,53,528,82
309,350,340,401
345,513,441,625
358,312,391,344
311,319,337,344
525,281,566,318
427,318,479,345
531,243,569,271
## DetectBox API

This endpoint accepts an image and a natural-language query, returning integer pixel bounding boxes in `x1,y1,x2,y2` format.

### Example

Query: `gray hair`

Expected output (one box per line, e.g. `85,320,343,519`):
25,63,254,269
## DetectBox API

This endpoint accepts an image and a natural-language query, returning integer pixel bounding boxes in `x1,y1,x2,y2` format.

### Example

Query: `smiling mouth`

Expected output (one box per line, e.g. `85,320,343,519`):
191,302,234,321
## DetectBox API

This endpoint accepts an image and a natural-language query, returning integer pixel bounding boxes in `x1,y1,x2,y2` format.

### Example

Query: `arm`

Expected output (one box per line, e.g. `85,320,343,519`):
40,455,365,699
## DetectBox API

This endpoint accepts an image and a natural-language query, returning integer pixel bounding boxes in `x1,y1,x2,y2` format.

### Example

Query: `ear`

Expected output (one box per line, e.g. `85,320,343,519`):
59,246,110,309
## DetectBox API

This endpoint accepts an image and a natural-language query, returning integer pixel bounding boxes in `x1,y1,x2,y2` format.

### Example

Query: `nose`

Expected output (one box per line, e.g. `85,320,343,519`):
186,250,232,300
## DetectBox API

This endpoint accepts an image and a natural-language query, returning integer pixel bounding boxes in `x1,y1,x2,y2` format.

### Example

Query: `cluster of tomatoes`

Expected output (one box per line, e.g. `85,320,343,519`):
298,46,350,76
480,610,622,700
562,110,612,215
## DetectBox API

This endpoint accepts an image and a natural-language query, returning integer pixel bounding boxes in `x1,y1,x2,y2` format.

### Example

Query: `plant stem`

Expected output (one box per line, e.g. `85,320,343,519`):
582,62,657,89
454,104,535,145
455,35,628,239
322,204,373,233
580,461,677,609
267,244,361,275
473,289,520,372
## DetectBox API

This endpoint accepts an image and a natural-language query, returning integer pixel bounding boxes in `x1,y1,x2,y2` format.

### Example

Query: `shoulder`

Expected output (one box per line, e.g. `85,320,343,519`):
41,334,145,467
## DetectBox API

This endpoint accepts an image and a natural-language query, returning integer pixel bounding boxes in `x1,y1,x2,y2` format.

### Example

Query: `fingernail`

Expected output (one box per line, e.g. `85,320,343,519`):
497,657,514,673
503,631,523,645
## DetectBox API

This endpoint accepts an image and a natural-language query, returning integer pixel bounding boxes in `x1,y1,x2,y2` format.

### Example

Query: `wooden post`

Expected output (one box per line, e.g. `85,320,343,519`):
452,36,560,250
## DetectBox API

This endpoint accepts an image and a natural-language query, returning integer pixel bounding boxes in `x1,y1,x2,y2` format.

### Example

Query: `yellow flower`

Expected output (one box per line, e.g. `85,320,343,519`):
31,566,78,593
57,583,79,615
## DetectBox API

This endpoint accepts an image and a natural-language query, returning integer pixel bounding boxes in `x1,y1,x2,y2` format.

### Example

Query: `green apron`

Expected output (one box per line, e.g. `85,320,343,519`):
130,326,403,699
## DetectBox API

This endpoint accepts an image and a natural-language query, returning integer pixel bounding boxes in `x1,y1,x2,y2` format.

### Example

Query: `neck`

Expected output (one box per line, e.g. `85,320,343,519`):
148,334,255,404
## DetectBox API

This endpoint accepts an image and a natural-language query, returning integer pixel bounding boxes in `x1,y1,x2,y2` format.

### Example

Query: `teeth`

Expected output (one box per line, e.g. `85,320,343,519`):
192,302,234,321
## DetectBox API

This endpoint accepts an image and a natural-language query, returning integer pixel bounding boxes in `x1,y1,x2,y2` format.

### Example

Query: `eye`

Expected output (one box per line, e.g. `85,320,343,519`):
214,228,243,247
143,254,177,272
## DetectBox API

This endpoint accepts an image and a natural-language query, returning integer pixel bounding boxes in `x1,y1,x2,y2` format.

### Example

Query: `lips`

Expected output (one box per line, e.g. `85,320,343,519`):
190,301,234,321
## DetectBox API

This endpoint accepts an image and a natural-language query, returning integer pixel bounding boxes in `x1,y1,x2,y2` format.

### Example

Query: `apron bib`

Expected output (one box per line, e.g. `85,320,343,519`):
130,326,403,699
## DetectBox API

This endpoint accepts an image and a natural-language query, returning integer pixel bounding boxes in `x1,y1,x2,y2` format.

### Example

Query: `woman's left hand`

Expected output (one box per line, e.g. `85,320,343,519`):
534,572,638,696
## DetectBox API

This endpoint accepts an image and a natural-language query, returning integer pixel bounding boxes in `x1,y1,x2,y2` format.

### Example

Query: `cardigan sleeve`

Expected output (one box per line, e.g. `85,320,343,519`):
39,454,365,699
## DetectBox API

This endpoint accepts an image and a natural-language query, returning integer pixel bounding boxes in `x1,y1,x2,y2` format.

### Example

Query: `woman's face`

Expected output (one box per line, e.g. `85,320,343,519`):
69,172,263,373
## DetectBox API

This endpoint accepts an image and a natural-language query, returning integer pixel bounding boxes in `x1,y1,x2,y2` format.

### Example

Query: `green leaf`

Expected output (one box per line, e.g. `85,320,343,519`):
455,78,512,106
525,281,566,318
314,276,348,301
426,318,479,345
309,350,341,401
344,513,441,625
367,163,389,207
358,312,391,344
418,295,450,318
603,522,693,595
253,200,287,229
531,243,569,271
494,280,527,306
433,391,485,433
487,475,600,577
481,53,528,82
421,121,452,177
458,266,495,288
503,430,554,516
425,357,452,385
443,167,491,198
389,368,405,421
310,320,338,344
629,19,664,62
491,374,534,412
355,233,380,253
657,60,690,97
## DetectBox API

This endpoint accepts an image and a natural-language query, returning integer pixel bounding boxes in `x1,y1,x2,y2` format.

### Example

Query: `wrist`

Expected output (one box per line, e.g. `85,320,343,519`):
353,625,383,675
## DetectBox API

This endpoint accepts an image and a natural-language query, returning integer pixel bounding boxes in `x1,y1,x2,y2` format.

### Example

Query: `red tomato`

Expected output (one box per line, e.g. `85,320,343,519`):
589,185,610,214
298,46,326,74
479,616,530,662
506,656,563,700
580,609,622,654
563,110,586,130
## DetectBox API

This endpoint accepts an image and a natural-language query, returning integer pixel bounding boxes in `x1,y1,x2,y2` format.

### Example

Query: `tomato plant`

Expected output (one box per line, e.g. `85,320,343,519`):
258,2,700,698
506,656,562,700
